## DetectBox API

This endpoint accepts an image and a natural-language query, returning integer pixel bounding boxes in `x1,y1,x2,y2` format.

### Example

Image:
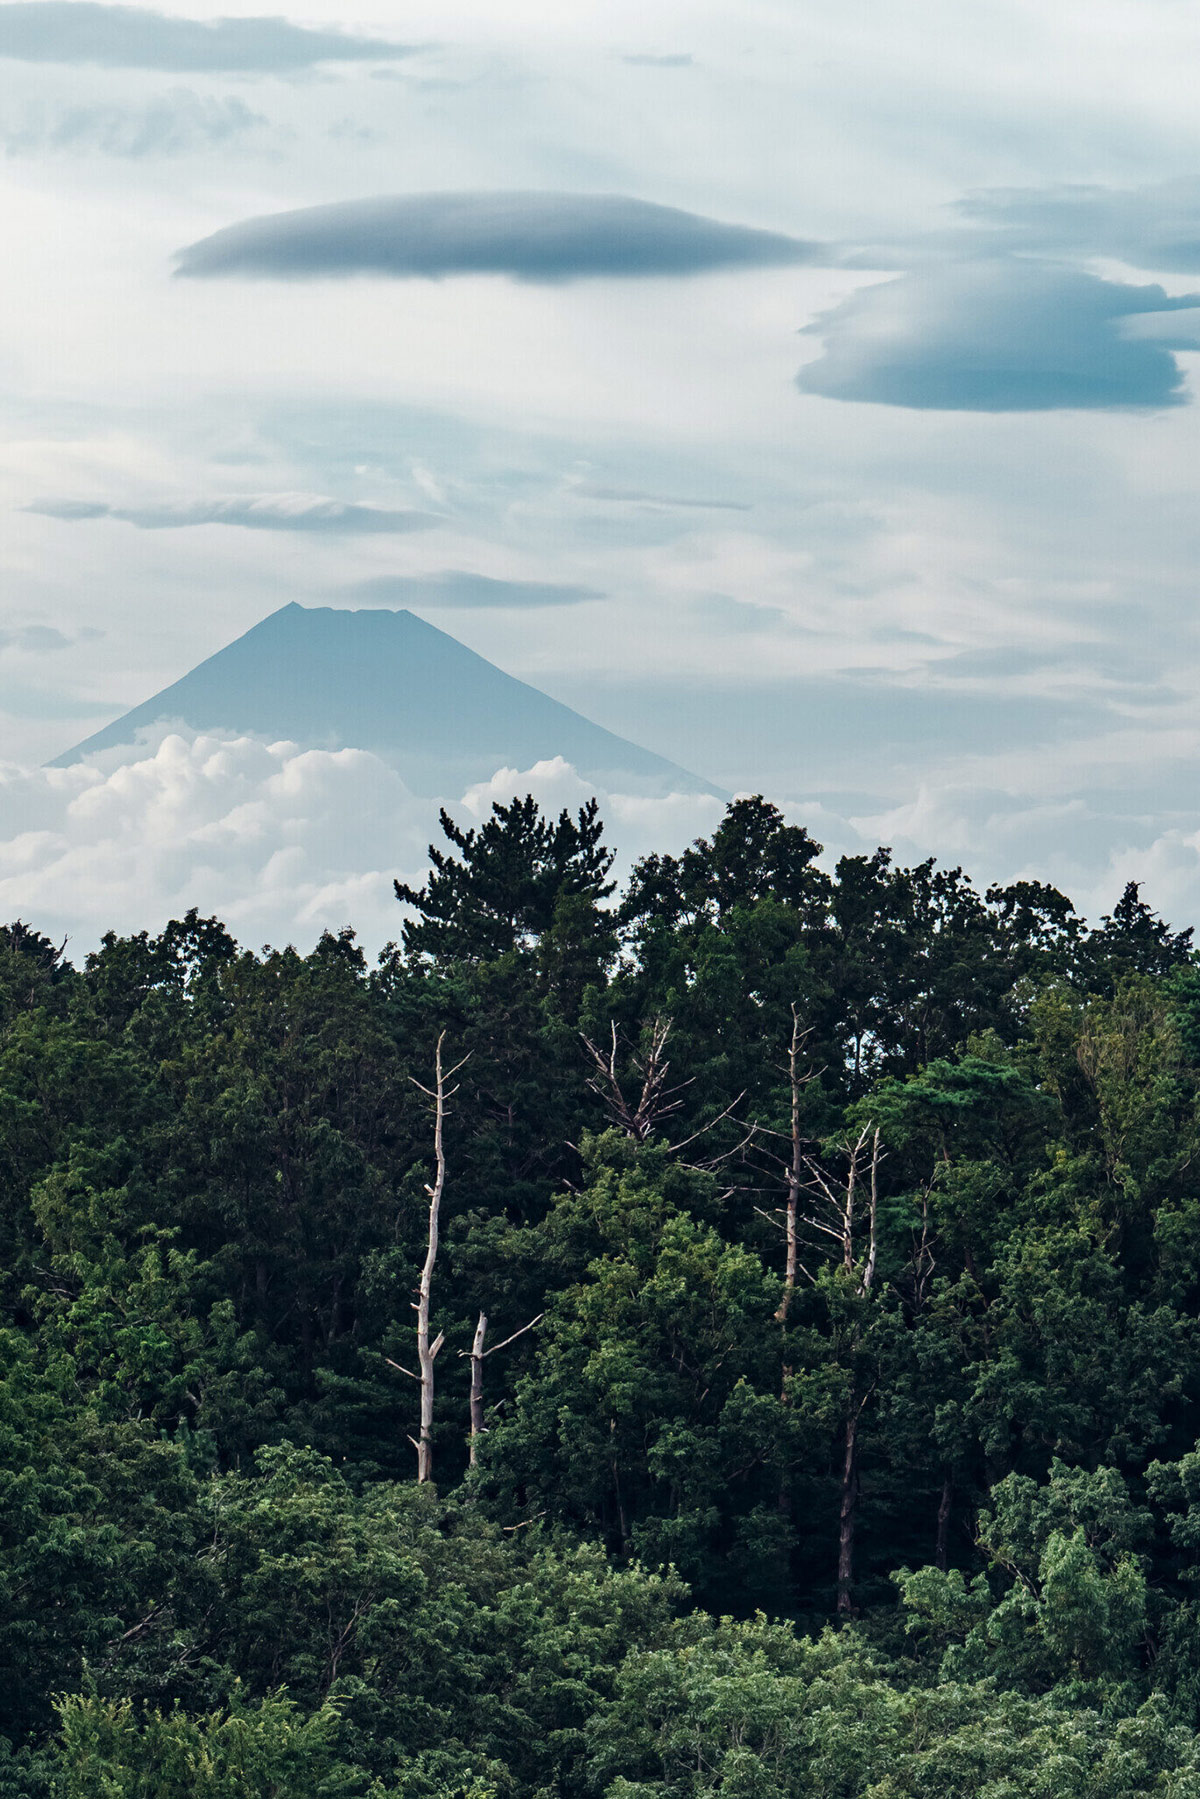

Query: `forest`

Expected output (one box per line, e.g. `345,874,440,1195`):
7,793,1200,1793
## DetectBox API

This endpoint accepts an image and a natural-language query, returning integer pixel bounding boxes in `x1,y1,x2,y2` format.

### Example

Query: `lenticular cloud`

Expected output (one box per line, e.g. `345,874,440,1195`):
175,191,821,283
0,733,722,954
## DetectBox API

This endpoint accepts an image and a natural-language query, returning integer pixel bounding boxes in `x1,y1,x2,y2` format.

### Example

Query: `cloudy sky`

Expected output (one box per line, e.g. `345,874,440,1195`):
5,0,1200,947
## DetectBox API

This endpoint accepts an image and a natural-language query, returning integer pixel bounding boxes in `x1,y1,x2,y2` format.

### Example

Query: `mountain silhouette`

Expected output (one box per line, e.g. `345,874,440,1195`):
53,603,720,797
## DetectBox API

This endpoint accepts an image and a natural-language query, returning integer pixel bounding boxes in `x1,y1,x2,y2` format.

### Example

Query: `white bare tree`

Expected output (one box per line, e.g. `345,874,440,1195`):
385,1032,469,1484
460,1309,544,1467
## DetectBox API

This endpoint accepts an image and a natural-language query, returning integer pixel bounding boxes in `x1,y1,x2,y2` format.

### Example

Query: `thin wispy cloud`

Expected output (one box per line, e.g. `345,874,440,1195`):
956,180,1200,273
28,494,437,533
574,484,752,510
0,625,78,653
0,2,415,71
175,191,824,283
345,571,603,609
0,89,265,158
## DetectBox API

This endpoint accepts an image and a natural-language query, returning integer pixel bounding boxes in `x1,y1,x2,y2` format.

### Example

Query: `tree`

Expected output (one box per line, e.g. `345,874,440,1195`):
581,1018,693,1145
395,795,616,975
899,1459,1152,1704
461,1308,542,1469
798,1125,885,1615
484,1141,807,1610
48,1691,355,1799
387,1033,468,1483
1076,882,1194,995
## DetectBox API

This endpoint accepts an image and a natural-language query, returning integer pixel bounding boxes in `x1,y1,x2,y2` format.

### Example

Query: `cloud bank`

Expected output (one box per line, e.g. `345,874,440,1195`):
797,260,1200,411
0,3,414,71
0,734,722,953
175,191,823,282
344,570,602,609
2,729,1191,961
28,494,436,533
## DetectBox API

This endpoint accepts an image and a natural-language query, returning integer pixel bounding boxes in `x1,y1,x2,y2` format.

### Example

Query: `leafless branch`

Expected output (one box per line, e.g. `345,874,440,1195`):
581,1017,693,1143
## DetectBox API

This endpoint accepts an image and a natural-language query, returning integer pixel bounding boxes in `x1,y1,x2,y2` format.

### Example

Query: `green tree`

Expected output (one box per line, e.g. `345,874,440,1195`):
396,796,616,979
48,1690,357,1799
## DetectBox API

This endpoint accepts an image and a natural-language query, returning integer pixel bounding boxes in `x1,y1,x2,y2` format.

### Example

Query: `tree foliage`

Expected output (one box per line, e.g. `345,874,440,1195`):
4,797,1200,1791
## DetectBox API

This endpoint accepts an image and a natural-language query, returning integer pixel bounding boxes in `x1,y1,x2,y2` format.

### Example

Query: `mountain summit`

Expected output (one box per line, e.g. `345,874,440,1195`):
53,604,720,797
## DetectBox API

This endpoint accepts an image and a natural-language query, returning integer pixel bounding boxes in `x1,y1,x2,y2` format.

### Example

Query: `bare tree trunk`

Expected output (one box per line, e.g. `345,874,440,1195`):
775,1009,808,1523
936,1473,953,1571
837,1405,860,1616
861,1128,880,1293
413,1036,448,1482
460,1308,543,1469
611,1443,630,1552
776,1006,806,1325
467,1310,487,1466
407,1033,467,1484
783,1122,886,1618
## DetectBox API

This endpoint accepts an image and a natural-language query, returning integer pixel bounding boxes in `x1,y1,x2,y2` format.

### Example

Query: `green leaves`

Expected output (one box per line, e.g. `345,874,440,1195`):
396,796,616,977
48,1690,356,1799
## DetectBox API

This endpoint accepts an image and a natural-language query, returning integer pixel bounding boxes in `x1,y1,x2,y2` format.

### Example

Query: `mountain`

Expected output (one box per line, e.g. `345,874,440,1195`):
53,603,721,798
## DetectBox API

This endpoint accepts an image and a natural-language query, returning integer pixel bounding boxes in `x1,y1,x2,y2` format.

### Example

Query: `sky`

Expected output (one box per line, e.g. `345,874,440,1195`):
5,0,1200,949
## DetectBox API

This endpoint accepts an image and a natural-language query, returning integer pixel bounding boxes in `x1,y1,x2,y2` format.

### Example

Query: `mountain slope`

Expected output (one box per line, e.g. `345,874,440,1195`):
53,604,721,797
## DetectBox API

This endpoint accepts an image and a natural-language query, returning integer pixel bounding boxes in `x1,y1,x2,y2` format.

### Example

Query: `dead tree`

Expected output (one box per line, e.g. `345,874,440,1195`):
745,1009,822,1521
753,1007,823,1324
801,1124,884,1616
387,1033,468,1484
801,1123,882,1296
581,1018,691,1143
460,1309,544,1466
581,1017,750,1172
763,1121,883,1616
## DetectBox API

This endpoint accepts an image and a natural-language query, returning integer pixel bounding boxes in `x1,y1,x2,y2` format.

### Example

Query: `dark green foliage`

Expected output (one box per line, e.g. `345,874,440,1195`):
8,793,1200,1791
396,796,616,980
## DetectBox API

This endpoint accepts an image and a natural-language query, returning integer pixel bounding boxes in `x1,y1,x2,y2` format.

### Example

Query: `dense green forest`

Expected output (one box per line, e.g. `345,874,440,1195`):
9,794,1200,1793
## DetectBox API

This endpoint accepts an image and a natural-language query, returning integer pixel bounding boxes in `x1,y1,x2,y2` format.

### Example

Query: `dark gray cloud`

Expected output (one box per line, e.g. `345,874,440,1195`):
574,483,752,510
344,570,602,609
0,89,265,157
797,260,1200,411
957,181,1200,274
0,3,414,71
175,191,823,282
29,495,436,533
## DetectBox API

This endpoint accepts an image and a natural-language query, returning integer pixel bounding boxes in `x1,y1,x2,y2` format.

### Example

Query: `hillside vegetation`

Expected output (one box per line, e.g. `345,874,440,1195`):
7,796,1200,1794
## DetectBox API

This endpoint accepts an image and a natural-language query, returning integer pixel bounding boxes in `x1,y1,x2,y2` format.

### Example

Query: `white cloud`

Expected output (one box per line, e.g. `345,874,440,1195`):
459,754,725,858
0,735,724,955
1101,828,1200,925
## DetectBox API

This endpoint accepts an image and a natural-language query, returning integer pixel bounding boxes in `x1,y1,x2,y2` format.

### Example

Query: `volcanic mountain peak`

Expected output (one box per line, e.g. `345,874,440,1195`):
54,603,720,799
